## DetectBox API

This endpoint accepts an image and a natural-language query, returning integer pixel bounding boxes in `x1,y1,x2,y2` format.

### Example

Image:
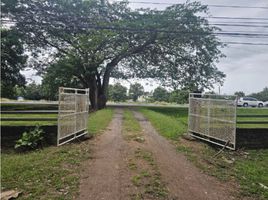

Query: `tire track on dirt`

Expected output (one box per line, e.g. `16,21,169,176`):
79,108,133,200
132,110,238,200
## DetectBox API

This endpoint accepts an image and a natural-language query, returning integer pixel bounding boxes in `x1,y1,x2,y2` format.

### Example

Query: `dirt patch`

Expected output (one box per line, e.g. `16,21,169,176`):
79,108,250,200
79,108,134,200
132,110,241,200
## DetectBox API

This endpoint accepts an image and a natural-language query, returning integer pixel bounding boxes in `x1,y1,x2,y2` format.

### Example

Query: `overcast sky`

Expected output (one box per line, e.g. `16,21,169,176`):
22,0,268,95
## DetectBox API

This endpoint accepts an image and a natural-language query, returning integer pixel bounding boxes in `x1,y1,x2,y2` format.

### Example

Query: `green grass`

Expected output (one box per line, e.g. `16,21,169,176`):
1,108,114,200
1,114,58,126
0,104,57,111
1,108,115,128
130,148,168,199
123,109,142,133
1,141,90,199
235,149,268,199
88,108,114,135
237,108,268,115
237,108,268,128
122,109,143,141
140,106,268,199
139,107,188,140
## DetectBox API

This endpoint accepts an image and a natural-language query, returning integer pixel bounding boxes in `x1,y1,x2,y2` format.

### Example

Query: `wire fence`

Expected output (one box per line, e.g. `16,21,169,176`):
188,93,237,150
57,87,89,146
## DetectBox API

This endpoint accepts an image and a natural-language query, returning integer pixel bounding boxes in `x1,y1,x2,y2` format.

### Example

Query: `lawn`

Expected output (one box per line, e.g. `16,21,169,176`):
140,107,188,140
0,103,58,111
1,114,58,126
140,106,268,199
237,108,268,128
1,108,114,200
122,109,142,141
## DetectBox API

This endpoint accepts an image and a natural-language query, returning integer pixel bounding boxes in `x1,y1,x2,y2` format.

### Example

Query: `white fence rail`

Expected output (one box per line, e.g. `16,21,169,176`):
57,87,89,146
188,93,237,150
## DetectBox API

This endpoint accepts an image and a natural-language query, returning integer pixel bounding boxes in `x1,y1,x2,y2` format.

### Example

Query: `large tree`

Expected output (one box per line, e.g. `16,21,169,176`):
2,0,225,109
250,87,268,101
129,83,144,102
41,57,84,100
1,29,27,98
234,91,245,97
108,83,127,102
153,87,169,102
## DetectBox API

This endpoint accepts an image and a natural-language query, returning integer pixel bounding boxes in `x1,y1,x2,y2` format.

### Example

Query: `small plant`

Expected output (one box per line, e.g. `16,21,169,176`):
15,126,44,151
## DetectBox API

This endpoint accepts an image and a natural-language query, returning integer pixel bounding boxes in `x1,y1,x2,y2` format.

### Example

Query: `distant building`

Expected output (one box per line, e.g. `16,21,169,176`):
17,96,24,101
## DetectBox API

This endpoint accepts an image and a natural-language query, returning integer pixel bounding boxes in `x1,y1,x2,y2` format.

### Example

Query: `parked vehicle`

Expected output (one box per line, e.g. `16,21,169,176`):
237,97,264,107
264,101,268,107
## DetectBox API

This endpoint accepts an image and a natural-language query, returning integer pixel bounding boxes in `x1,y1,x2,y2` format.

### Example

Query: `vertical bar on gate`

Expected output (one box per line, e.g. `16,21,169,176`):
187,93,191,135
233,96,238,150
207,94,211,136
86,88,89,132
75,89,77,134
57,87,62,146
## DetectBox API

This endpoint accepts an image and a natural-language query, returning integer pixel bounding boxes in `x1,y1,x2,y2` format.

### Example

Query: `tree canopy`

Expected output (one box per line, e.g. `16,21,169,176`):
129,83,144,101
2,0,225,109
108,83,127,102
250,87,268,102
1,29,27,98
234,91,245,97
153,87,169,102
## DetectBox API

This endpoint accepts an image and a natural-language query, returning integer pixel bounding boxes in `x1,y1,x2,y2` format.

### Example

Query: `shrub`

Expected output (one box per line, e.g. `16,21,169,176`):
15,126,44,151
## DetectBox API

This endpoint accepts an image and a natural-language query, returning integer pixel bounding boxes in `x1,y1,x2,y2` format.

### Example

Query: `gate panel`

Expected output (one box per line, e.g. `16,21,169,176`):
57,87,89,146
188,93,237,150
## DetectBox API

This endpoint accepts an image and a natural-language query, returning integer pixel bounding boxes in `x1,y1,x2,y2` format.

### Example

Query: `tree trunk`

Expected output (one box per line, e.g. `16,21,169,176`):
88,75,108,110
89,89,107,110
97,94,107,109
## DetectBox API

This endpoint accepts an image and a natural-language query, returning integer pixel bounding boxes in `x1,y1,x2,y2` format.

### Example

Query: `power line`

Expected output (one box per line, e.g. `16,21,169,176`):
123,1,268,9
210,23,268,28
207,16,268,21
3,20,268,45
3,19,268,37
210,21,268,25
224,42,268,46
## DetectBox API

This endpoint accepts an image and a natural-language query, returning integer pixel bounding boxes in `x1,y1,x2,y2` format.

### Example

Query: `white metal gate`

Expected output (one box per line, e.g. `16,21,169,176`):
188,93,237,150
57,87,89,146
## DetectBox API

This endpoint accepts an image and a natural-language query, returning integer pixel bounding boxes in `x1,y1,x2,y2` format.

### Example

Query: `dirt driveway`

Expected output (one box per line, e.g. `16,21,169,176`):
79,108,240,200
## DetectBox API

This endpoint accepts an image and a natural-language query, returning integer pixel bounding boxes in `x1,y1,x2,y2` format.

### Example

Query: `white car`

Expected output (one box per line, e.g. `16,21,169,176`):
237,97,264,107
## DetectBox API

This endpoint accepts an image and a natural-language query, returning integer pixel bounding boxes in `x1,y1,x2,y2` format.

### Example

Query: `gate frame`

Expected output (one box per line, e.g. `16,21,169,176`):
188,93,238,150
57,87,89,146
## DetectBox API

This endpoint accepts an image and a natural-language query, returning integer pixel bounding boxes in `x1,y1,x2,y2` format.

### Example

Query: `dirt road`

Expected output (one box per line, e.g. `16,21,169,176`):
79,108,239,200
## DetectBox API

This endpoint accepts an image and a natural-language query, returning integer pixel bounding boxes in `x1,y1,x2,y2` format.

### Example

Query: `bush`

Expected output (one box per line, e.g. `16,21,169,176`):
15,126,44,151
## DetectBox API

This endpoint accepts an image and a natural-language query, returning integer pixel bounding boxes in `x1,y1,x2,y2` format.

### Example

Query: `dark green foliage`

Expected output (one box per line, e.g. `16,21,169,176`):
41,57,83,100
108,83,127,102
250,87,268,101
1,29,27,98
152,87,169,102
14,83,44,100
15,126,44,151
169,90,189,104
234,91,245,97
129,83,144,101
24,83,43,100
2,0,225,108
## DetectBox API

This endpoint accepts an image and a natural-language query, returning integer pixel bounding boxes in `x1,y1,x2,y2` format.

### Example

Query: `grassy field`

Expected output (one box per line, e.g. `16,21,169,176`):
140,106,268,199
122,109,143,141
237,108,268,128
1,108,114,200
0,103,57,111
140,107,188,140
87,108,114,135
1,113,58,126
